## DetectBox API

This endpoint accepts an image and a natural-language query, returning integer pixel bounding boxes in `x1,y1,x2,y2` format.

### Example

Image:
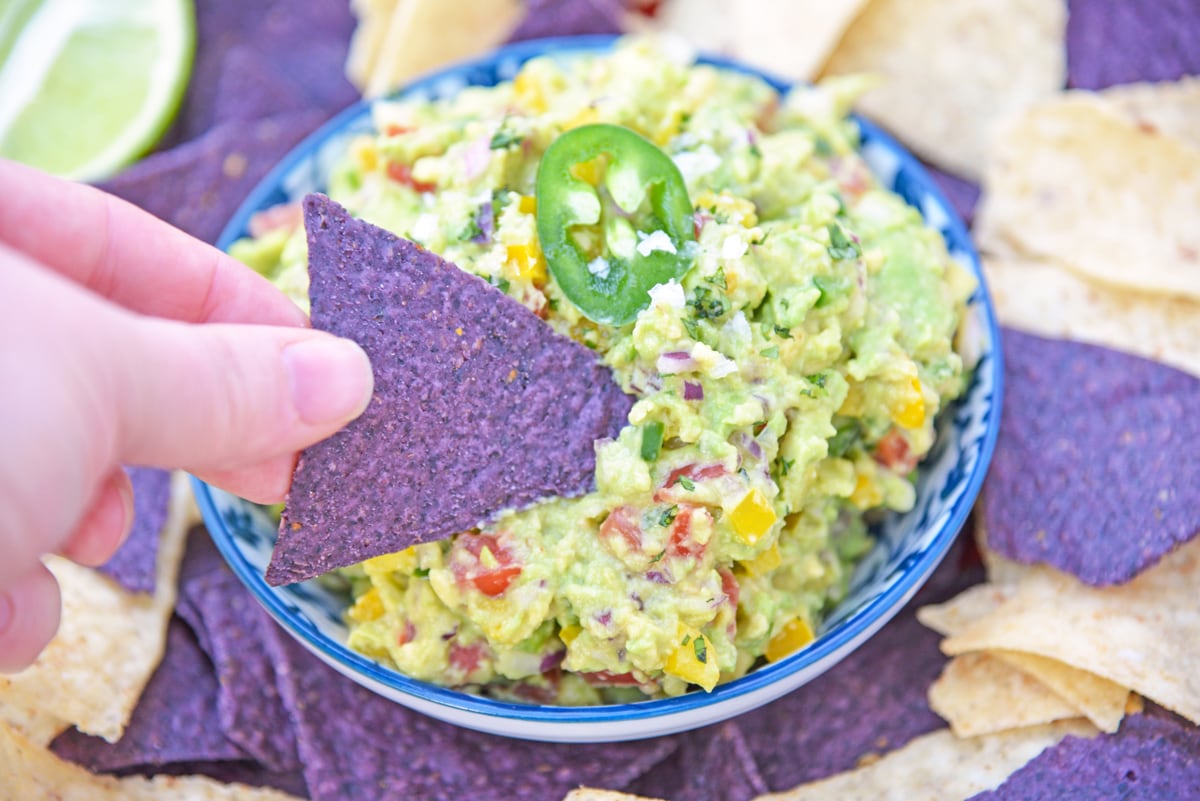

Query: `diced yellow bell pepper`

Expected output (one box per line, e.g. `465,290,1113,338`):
652,109,683,146
559,624,582,645
347,588,385,623
664,626,719,691
506,243,547,283
694,190,758,228
364,547,417,576
892,376,926,429
739,543,782,577
517,194,537,215
850,473,883,509
730,489,776,545
765,617,815,662
350,135,378,174
513,69,547,113
564,106,600,130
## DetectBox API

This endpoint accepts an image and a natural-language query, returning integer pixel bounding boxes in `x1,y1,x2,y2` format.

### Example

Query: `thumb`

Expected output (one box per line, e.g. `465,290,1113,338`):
111,314,374,475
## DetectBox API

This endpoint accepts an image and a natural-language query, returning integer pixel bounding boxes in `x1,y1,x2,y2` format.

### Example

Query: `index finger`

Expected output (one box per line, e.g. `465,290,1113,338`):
0,159,308,328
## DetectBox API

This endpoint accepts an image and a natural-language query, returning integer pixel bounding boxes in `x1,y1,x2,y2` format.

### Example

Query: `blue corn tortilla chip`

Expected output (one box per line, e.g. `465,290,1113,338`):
99,111,327,245
507,0,626,42
258,610,676,801
50,617,246,771
213,47,312,125
967,706,1200,800
982,329,1200,586
97,467,171,594
1067,0,1200,90
267,195,634,585
652,722,769,801
178,567,301,773
113,762,310,798
922,163,980,226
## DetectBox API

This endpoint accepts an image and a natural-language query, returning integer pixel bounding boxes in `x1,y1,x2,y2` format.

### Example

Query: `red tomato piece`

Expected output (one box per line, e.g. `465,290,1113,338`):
599,505,644,553
874,429,918,474
385,161,436,192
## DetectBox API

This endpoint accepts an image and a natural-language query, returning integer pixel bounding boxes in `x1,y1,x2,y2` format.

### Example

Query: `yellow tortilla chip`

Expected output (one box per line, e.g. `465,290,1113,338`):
943,537,1200,725
917,582,1015,637
820,0,1065,179
1099,76,1200,152
754,720,1096,801
364,0,523,98
655,0,871,82
984,257,1200,379
0,472,192,743
0,719,303,800
563,791,665,801
929,653,1082,737
975,95,1200,300
346,0,401,90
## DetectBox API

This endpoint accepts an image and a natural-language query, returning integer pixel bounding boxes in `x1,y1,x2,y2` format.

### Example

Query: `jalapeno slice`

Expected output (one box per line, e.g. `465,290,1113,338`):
535,124,696,325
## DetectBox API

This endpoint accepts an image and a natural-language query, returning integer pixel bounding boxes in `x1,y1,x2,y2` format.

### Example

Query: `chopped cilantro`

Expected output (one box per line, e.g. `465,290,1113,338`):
760,346,779,358
490,127,523,149
681,634,692,646
641,421,665,461
682,318,702,341
807,372,827,389
489,275,511,293
413,567,430,578
658,505,679,528
457,216,483,242
749,143,762,159
773,325,791,339
813,275,839,308
828,421,860,458
693,636,707,664
678,476,696,491
826,224,861,261
687,285,729,321
814,136,834,156
705,267,727,290
779,458,795,476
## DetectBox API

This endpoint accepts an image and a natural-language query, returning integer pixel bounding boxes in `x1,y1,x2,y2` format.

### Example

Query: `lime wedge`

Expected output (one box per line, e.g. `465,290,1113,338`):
0,0,195,181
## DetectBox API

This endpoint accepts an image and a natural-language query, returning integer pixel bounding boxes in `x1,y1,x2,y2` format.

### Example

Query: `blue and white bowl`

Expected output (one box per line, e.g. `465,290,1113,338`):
194,36,1003,744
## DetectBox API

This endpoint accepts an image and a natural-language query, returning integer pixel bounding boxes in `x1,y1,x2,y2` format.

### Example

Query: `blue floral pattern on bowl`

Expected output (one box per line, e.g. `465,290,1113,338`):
193,35,1002,743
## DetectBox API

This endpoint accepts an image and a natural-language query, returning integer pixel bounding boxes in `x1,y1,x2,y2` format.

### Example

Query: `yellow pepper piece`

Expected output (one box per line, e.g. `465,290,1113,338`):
652,109,683,146
350,135,378,174
564,106,600,130
513,69,547,113
892,376,926,429
664,626,719,691
694,190,758,228
517,194,537,215
347,588,385,623
730,489,776,545
765,617,815,662
739,543,782,577
506,243,547,283
850,473,883,509
364,547,416,576
559,624,582,645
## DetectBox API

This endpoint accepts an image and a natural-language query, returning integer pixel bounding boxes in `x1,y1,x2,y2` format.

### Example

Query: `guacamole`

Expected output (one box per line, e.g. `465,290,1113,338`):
233,38,976,704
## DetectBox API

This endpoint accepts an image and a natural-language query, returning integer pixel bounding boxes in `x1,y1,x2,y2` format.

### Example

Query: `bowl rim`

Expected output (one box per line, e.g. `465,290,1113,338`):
198,34,1004,728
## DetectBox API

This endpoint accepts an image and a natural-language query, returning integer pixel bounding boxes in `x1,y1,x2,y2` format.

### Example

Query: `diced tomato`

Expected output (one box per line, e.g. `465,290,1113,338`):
247,202,301,238
510,670,562,704
874,429,918,474
718,566,740,609
452,533,523,597
383,124,413,136
756,97,779,132
385,161,436,192
449,641,486,675
666,506,705,560
654,463,728,502
599,505,644,553
472,565,522,596
582,670,643,687
396,620,416,646
830,156,870,199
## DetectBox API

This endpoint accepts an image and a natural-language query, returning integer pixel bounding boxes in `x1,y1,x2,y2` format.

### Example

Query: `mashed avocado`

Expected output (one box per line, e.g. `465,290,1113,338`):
233,38,975,704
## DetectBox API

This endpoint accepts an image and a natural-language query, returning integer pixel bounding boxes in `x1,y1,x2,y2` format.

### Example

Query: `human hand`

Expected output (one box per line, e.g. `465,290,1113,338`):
0,160,374,671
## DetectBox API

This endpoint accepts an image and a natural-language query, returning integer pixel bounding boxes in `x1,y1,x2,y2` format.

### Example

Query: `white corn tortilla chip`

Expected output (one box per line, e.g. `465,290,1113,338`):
943,537,1200,725
346,0,401,90
820,0,1065,179
754,720,1096,801
984,257,1200,379
1099,76,1200,152
655,0,871,82
975,95,1200,300
929,653,1082,737
0,719,303,800
0,471,192,743
564,791,665,801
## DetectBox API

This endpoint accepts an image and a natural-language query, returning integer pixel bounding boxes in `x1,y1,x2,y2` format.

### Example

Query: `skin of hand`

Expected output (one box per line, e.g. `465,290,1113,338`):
0,159,375,672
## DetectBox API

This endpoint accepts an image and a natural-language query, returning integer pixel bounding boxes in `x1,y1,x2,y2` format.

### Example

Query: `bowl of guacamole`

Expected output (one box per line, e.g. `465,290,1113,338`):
195,35,1001,742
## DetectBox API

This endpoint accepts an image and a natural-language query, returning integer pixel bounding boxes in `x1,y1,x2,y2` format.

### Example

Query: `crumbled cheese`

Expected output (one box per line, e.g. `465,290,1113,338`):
587,256,611,280
636,229,677,257
721,233,748,260
672,145,721,182
648,279,686,310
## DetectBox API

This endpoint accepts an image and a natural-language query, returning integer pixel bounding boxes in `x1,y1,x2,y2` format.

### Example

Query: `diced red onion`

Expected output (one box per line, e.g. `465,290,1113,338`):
473,201,493,244
540,650,565,672
684,381,704,401
463,135,491,180
657,351,696,374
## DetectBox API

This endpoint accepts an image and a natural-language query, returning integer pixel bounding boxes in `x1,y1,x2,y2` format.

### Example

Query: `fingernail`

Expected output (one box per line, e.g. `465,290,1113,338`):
283,338,374,426
0,592,12,637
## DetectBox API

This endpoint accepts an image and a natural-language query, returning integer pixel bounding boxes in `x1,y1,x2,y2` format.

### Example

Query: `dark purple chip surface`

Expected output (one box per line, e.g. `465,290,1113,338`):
51,617,246,771
258,610,676,801
267,195,634,585
1067,0,1200,90
507,0,626,42
213,47,313,125
97,467,171,594
99,111,327,245
982,329,1200,586
922,163,980,226
967,706,1200,800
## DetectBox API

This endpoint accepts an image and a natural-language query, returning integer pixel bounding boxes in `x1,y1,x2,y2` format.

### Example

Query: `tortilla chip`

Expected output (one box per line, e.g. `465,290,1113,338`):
268,195,633,584
0,472,191,743
1099,76,1200,152
981,329,1200,586
942,537,1200,725
970,708,1200,800
929,653,1082,738
819,0,1065,179
565,792,665,801
0,719,303,801
364,0,523,98
654,0,870,82
754,720,1096,801
984,258,1200,380
213,47,313,125
974,95,1200,300
98,467,172,594
346,0,400,89
1067,0,1200,90
507,0,626,43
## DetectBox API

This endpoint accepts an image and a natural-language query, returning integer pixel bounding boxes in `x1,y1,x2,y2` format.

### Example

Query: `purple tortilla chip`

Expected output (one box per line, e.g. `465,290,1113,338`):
97,467,171,594
99,111,327,245
51,617,246,771
213,47,312,125
922,163,980,226
967,706,1200,800
507,0,626,42
267,195,634,585
179,567,300,773
983,329,1200,586
649,722,769,801
258,611,676,801
1067,0,1200,90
